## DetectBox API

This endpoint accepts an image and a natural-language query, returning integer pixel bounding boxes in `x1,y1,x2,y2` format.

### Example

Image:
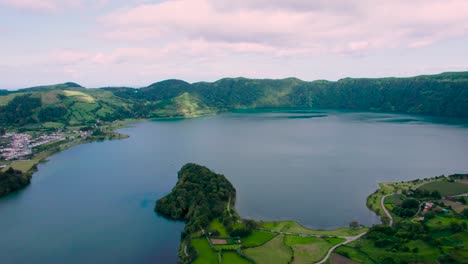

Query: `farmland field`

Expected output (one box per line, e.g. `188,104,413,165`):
222,252,251,264
419,181,468,196
245,235,293,264
191,238,218,264
241,230,277,247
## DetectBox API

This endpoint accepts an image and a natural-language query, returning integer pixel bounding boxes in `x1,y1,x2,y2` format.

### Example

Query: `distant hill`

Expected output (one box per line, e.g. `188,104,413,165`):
1,71,468,128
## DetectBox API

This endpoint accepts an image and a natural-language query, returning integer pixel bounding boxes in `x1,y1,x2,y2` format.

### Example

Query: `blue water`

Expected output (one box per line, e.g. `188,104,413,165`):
0,109,467,263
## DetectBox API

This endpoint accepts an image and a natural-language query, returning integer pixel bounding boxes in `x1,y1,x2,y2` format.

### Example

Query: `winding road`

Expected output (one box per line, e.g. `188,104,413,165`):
316,232,367,264
381,194,394,227
257,227,367,264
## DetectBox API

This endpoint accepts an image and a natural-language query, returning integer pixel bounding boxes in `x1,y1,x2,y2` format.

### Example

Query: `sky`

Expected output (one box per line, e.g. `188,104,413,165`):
1,0,468,89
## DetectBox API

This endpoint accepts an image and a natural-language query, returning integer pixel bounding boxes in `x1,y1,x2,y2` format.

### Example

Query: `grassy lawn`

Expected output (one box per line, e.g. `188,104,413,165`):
42,122,65,129
191,238,218,264
334,245,374,264
10,160,38,173
287,222,368,237
347,239,440,263
0,93,26,106
241,230,277,248
284,236,337,264
221,252,252,264
419,181,468,196
209,218,229,237
260,221,294,232
384,194,402,204
426,215,468,230
245,235,293,264
62,90,96,103
284,236,322,245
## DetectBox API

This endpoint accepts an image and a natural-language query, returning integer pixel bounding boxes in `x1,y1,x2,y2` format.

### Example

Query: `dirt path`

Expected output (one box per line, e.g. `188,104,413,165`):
381,194,394,227
227,195,232,217
315,232,367,264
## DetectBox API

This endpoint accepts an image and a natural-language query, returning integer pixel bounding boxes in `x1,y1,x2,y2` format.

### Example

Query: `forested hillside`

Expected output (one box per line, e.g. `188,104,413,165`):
155,163,236,233
1,71,467,128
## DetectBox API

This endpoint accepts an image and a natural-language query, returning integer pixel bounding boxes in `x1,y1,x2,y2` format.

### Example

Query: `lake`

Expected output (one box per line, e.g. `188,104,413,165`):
0,109,467,263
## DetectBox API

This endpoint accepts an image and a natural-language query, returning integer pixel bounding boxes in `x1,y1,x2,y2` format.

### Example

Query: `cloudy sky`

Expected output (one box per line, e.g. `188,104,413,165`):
1,0,468,88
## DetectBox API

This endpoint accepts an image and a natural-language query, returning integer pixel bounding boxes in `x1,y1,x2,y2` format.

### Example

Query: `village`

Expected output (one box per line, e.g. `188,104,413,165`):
0,130,92,161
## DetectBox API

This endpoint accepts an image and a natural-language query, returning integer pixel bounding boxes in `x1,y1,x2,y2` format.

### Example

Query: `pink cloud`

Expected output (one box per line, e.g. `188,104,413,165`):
97,0,468,56
0,0,109,12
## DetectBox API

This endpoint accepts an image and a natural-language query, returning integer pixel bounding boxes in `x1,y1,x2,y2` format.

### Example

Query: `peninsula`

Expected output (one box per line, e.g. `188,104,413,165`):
157,164,468,264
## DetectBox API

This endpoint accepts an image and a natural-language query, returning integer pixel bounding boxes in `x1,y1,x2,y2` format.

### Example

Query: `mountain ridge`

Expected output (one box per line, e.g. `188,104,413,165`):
1,71,467,127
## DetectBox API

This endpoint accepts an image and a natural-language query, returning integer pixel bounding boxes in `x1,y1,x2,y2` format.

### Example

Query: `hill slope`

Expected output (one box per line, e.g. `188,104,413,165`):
1,71,468,128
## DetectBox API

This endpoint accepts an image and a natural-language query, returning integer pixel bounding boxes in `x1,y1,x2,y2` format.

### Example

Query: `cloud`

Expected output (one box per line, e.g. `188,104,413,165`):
98,0,468,55
0,0,109,12
2,0,468,88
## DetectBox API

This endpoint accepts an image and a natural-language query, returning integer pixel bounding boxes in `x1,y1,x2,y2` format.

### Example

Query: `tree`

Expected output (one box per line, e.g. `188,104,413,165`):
349,221,360,229
462,209,468,217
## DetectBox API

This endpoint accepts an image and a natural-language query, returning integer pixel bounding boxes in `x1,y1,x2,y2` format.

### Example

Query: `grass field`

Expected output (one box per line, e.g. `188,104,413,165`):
209,219,229,237
42,122,65,129
260,221,294,232
426,215,468,230
334,245,374,264
221,252,252,264
191,238,218,264
419,181,468,196
345,239,440,263
0,93,26,106
241,230,277,248
62,90,95,103
284,236,344,263
287,222,368,237
245,235,293,264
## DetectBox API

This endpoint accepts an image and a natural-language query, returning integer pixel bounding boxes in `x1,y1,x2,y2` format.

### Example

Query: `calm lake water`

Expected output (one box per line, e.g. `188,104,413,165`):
0,109,467,263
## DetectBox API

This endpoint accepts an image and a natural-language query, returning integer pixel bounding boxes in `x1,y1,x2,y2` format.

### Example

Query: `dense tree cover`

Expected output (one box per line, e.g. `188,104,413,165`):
405,188,442,199
155,163,236,234
115,71,468,118
0,167,31,197
2,72,468,127
0,94,41,125
38,106,68,122
365,217,467,263
392,198,420,218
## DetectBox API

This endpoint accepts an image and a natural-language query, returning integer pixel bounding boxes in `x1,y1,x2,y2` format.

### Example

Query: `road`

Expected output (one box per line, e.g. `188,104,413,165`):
381,194,394,227
316,232,367,264
257,227,367,264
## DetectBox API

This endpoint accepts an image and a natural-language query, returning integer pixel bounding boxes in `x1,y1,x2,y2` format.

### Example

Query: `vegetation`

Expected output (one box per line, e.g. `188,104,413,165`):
338,175,468,264
155,163,236,234
244,235,293,264
0,167,31,197
419,181,468,196
2,71,468,130
240,231,277,248
157,164,367,263
191,238,218,264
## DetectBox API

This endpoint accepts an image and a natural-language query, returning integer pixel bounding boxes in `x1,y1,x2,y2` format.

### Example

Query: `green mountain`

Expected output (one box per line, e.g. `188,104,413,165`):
1,71,468,128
